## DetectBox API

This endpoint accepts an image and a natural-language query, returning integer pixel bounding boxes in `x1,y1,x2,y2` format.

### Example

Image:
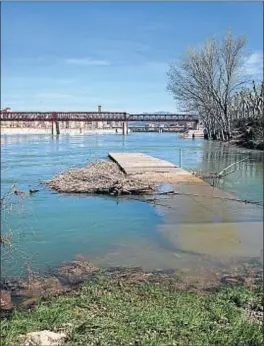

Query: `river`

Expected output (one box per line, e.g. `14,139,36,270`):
1,133,263,276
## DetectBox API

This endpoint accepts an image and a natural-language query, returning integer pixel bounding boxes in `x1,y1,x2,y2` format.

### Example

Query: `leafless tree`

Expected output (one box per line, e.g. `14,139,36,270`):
230,81,264,120
167,31,248,140
230,81,264,148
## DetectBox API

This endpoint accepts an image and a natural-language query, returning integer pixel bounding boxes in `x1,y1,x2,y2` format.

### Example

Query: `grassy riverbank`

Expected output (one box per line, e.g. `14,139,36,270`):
1,271,263,346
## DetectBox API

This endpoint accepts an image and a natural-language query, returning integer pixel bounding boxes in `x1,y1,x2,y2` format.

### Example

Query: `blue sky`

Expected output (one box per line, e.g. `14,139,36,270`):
2,1,263,112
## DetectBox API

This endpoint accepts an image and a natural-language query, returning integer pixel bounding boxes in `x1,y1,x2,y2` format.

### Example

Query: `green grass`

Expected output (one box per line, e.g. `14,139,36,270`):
1,274,263,346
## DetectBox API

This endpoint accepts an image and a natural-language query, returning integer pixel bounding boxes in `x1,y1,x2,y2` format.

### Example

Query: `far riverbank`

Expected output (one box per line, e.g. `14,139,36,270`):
1,127,130,135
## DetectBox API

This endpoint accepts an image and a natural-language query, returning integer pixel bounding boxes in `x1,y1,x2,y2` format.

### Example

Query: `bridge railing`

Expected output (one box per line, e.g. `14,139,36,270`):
128,113,198,122
0,112,128,122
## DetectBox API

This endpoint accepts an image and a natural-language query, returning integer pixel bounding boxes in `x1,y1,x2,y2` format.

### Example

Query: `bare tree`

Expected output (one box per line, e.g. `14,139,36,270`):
230,81,264,149
167,31,247,140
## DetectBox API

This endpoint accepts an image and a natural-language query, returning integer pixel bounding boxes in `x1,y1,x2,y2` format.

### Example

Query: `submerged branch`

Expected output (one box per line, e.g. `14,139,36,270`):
153,190,263,206
218,157,248,177
192,157,249,181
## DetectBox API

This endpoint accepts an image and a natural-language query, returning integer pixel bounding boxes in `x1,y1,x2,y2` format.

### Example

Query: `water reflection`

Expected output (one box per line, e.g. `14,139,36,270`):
197,142,263,200
1,134,50,145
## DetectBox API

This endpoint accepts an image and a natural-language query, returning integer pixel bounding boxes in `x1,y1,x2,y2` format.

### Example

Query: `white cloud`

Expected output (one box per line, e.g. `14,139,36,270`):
242,52,263,77
65,58,110,66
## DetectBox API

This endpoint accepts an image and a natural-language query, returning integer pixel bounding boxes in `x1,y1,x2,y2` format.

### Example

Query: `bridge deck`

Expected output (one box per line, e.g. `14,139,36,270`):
0,111,198,122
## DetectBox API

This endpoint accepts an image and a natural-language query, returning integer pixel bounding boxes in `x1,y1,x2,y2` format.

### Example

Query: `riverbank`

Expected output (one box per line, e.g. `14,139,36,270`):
1,265,263,346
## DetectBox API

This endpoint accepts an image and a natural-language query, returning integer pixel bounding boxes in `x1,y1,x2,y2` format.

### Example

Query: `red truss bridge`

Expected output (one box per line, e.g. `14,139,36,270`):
0,111,199,123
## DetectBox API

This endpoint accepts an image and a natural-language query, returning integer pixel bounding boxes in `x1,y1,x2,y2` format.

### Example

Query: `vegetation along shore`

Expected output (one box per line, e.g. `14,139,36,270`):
1,261,263,346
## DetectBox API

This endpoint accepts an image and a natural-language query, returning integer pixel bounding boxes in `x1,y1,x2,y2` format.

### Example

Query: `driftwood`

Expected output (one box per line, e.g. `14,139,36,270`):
123,190,262,208
120,188,263,208
46,160,155,196
122,196,174,209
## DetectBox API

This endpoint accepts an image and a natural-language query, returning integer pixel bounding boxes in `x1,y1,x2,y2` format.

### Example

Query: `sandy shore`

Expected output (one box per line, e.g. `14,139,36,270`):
1,127,129,135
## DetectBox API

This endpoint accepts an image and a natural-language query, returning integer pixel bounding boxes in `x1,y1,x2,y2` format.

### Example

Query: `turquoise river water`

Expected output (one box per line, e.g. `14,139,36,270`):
1,133,263,276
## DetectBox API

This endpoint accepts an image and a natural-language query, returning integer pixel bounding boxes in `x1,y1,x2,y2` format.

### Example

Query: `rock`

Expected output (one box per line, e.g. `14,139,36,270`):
20,330,67,346
15,276,64,299
220,275,244,285
29,189,39,194
56,260,98,285
0,290,13,311
20,297,39,310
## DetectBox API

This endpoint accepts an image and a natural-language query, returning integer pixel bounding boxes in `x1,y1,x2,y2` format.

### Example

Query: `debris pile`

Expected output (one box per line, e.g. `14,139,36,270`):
46,160,155,195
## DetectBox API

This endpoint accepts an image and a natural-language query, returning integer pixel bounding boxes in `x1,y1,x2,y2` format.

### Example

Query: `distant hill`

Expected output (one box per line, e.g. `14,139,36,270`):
140,111,173,115
153,111,173,114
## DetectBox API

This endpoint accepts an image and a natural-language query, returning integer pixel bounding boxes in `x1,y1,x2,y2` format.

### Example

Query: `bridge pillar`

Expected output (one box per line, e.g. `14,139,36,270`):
51,112,60,135
122,121,128,135
55,120,60,135
193,121,199,130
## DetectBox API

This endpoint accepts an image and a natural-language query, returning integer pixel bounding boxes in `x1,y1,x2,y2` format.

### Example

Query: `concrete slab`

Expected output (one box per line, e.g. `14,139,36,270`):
108,152,176,174
108,152,202,183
